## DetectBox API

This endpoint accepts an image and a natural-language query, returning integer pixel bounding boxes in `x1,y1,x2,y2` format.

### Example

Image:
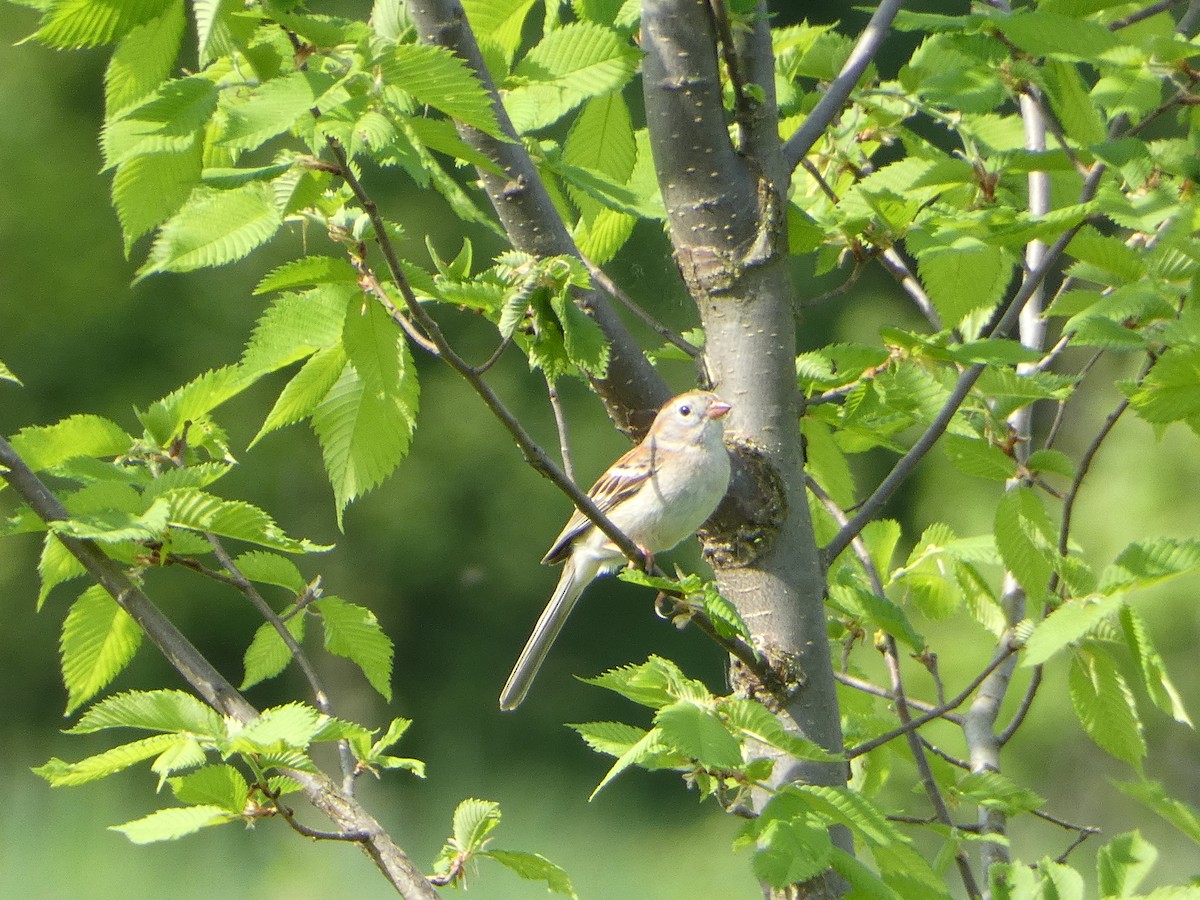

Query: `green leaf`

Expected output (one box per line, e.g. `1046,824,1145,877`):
34,0,173,49
1070,648,1145,771
38,535,86,609
1097,831,1157,899
241,284,353,376
112,145,204,253
505,22,640,132
149,735,206,784
1127,348,1200,426
219,71,334,151
314,597,393,700
241,614,307,690
168,764,250,812
102,76,218,169
104,0,185,113
955,771,1044,815
752,816,834,889
1022,595,1124,666
9,414,133,473
653,700,742,769
993,487,1057,601
251,344,349,447
60,585,143,715
580,655,711,708
719,698,842,762
915,238,1013,327
35,733,183,786
1041,59,1106,146
1119,606,1192,727
1025,449,1075,479
311,360,418,525
484,850,578,898
549,290,609,377
567,720,647,758
1115,779,1200,845
110,805,236,843
137,365,253,445
136,182,282,279
159,489,330,553
453,798,501,852
562,92,636,221
1100,537,1200,593
942,433,1016,481
254,256,358,295
230,702,323,750
827,582,925,651
791,784,903,847
462,0,538,65
589,727,673,798
69,689,224,736
232,550,306,592
994,11,1119,61
379,43,503,138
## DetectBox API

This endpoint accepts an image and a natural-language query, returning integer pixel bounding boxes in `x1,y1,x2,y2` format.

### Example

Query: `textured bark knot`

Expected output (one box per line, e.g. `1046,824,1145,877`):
699,438,786,568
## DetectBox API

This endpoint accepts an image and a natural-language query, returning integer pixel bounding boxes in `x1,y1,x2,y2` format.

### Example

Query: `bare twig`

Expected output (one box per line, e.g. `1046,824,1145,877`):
833,670,951,719
881,636,983,900
1109,0,1187,30
583,257,700,358
998,666,1043,746
878,247,943,330
782,0,908,170
845,645,1017,759
348,250,441,357
545,377,576,485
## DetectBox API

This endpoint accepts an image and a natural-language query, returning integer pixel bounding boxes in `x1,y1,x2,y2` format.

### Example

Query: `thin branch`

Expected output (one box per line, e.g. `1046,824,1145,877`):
782,0,908,171
326,136,651,570
878,247,942,330
704,0,754,143
545,377,576,486
655,594,785,696
998,666,1043,746
845,645,1018,760
347,246,441,357
833,671,952,719
881,637,983,900
798,259,867,309
583,257,700,358
920,736,969,770
470,332,514,376
1109,0,1187,30
824,162,1108,564
797,159,940,326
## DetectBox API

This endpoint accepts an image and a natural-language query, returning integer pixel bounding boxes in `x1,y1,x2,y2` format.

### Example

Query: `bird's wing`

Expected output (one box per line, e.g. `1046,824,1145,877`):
541,442,654,565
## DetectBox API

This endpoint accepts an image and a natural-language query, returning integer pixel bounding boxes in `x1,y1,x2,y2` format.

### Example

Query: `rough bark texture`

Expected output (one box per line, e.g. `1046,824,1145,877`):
640,0,845,798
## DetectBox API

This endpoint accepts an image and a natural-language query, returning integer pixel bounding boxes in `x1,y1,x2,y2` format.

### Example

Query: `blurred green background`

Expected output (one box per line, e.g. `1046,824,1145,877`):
1,2,1198,897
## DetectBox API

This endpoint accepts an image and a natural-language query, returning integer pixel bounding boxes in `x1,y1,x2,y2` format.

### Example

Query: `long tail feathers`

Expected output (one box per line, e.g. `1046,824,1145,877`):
500,557,592,710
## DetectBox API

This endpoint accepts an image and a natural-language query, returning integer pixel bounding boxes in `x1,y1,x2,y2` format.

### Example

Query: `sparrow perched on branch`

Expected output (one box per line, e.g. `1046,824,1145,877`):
500,390,732,710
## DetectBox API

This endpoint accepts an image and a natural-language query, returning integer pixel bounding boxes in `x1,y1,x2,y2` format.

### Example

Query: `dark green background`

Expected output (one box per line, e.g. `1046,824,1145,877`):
1,2,1198,897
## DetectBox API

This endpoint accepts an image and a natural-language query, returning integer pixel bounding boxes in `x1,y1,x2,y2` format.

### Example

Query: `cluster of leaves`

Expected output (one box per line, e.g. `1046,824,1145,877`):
35,690,420,842
430,798,577,897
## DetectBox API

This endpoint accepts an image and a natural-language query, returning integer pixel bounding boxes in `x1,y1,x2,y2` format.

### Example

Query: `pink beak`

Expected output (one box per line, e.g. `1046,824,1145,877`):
707,399,731,419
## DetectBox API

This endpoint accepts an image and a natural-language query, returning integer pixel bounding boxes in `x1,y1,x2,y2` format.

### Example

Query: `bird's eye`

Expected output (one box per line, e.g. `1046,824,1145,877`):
679,404,692,417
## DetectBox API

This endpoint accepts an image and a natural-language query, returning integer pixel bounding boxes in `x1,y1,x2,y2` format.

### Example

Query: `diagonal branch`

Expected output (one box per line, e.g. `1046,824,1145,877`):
781,0,908,171
0,436,437,899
